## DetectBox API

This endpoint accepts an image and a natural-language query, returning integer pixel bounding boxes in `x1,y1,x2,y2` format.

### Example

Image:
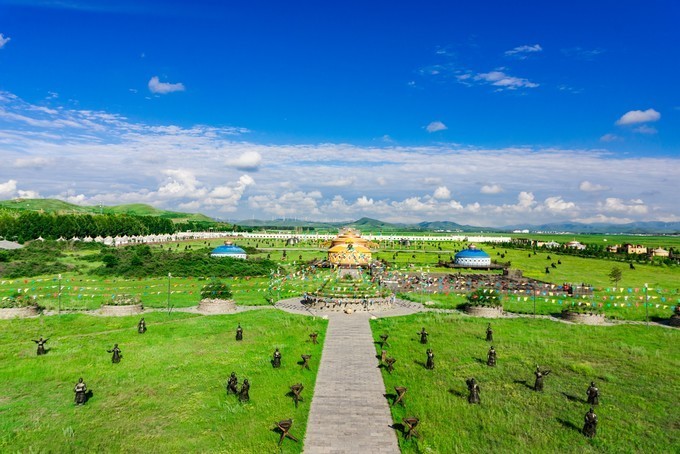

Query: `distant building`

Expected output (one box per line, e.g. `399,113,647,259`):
210,242,247,259
606,244,620,253
624,244,647,255
454,244,491,267
651,247,669,258
566,240,586,250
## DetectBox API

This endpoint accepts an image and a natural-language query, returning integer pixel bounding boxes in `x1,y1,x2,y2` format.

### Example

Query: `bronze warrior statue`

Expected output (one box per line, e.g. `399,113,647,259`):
583,407,598,438
486,323,493,342
239,379,250,402
137,318,147,334
533,365,550,391
33,337,49,355
586,381,599,405
426,349,434,370
107,343,122,363
309,332,318,344
227,372,238,395
272,348,282,368
74,378,87,405
487,346,497,367
419,327,428,344
466,378,480,404
236,324,243,341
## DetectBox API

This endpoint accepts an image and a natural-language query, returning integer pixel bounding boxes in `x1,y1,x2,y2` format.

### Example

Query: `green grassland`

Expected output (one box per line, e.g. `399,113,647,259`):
371,312,680,453
0,309,326,453
1,236,678,319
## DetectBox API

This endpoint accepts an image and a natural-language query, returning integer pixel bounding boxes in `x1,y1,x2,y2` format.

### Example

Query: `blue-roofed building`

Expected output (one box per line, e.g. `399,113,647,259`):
454,244,491,267
210,242,247,259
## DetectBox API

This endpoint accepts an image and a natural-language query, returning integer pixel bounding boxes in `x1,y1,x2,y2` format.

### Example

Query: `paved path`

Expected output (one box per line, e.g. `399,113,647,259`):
302,312,400,454
273,298,421,453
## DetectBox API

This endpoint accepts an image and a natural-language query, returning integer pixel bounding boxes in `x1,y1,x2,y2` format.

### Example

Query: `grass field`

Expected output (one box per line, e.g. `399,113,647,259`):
371,312,680,453
0,310,326,453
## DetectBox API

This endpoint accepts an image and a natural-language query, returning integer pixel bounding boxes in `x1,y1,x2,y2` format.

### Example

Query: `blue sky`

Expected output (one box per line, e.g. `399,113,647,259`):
0,0,678,225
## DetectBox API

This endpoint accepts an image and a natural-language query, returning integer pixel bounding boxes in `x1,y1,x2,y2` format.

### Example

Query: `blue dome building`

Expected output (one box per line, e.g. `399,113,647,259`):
454,244,491,267
210,242,247,259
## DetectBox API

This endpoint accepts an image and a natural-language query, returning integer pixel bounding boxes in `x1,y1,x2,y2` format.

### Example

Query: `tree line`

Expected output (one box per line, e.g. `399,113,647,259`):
0,212,176,242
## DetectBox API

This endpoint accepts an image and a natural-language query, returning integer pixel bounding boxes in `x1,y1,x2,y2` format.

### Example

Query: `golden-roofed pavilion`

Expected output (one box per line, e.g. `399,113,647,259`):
327,228,376,267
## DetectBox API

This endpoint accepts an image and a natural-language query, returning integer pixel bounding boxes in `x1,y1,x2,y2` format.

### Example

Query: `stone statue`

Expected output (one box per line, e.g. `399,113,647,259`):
290,383,304,408
426,349,434,370
583,407,598,438
586,381,600,405
419,327,428,344
487,346,497,367
533,365,550,391
33,337,48,355
226,372,238,395
402,417,419,439
137,318,147,334
107,344,122,363
272,348,282,368
466,378,480,404
309,332,318,344
486,323,493,342
236,324,243,341
385,357,396,374
239,379,250,402
74,378,87,405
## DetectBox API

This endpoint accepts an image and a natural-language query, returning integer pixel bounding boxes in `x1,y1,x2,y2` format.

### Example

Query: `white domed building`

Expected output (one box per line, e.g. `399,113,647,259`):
454,244,491,267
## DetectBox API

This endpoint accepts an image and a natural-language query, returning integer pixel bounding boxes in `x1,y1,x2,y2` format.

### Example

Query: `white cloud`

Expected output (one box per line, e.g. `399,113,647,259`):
633,125,657,134
505,44,542,59
426,121,447,133
325,177,356,187
229,151,262,170
573,214,633,224
0,179,18,197
579,181,610,192
148,76,186,94
599,133,620,142
615,108,660,126
543,196,576,213
13,157,54,168
598,198,648,215
473,71,539,90
0,89,678,225
433,186,451,200
0,33,10,49
480,184,503,194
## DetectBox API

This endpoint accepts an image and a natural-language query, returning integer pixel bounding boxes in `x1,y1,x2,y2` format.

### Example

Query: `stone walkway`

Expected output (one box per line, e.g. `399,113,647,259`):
275,299,420,454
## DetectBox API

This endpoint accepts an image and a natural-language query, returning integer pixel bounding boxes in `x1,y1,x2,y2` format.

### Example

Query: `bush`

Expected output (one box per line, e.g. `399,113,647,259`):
200,279,233,300
0,293,39,309
465,288,503,307
105,294,141,306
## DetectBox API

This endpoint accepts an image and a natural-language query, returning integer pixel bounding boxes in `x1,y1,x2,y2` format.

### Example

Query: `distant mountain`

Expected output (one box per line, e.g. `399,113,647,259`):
0,199,215,223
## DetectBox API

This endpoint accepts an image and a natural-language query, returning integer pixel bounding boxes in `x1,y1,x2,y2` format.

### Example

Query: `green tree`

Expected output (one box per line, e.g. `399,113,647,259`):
200,279,233,299
608,266,623,287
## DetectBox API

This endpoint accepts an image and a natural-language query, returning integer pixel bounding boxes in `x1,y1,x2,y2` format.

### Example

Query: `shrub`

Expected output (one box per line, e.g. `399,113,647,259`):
465,288,503,307
200,279,233,300
106,294,141,306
